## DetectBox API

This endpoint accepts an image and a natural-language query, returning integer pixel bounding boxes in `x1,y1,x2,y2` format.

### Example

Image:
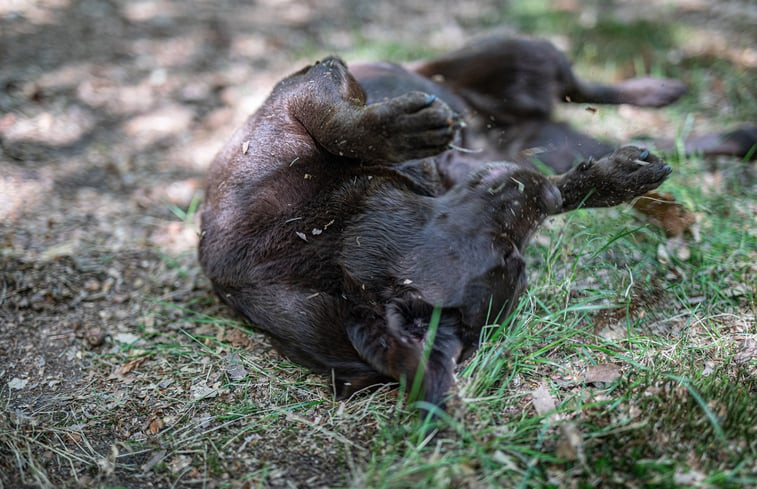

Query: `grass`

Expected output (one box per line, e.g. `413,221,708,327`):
2,2,755,488
350,150,755,487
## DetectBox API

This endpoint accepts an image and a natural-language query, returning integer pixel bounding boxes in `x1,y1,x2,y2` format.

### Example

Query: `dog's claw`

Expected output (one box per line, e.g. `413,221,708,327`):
639,149,650,160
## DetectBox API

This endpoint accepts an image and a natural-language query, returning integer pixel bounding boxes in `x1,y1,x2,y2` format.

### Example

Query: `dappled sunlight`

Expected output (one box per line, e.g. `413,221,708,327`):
76,76,157,115
0,104,95,146
0,169,53,223
122,103,194,147
131,35,204,69
0,0,71,24
120,0,181,23
148,220,199,254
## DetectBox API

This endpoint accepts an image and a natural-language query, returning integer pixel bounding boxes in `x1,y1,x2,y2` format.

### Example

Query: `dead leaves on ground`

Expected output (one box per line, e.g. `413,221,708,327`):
531,383,584,463
147,413,165,435
109,355,147,384
633,191,695,238
634,190,698,264
531,384,556,416
530,363,623,462
583,363,622,385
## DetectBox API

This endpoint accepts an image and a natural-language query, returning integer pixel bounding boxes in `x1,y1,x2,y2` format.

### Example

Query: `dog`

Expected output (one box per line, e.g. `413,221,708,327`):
198,35,754,411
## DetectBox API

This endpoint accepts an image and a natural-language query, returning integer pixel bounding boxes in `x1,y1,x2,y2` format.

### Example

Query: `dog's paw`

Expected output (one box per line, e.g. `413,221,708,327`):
578,146,671,206
362,91,461,161
616,77,687,107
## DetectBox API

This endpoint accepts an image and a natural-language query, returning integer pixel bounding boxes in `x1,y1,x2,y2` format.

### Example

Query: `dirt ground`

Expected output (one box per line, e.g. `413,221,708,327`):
1,1,755,488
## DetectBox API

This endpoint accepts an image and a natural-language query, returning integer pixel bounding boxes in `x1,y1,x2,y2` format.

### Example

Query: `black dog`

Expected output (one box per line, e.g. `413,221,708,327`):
199,36,753,409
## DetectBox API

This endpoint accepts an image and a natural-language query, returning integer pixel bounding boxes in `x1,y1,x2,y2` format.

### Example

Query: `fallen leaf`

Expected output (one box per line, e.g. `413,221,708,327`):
556,422,583,461
734,338,756,364
148,415,164,435
584,363,622,385
224,328,252,348
531,384,556,416
633,191,695,237
191,381,224,400
41,240,78,261
64,432,82,444
118,357,145,376
168,455,192,474
226,353,250,381
666,235,690,261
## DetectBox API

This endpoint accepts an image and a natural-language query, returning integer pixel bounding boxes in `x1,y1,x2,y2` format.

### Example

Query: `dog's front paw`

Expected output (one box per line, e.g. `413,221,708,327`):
361,91,461,162
583,146,671,206
558,146,672,211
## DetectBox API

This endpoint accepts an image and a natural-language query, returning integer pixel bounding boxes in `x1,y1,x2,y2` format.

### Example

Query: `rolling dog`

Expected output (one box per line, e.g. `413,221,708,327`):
199,35,753,410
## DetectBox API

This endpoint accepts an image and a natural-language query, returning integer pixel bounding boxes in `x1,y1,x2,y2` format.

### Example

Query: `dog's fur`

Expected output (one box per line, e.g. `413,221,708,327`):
199,36,755,410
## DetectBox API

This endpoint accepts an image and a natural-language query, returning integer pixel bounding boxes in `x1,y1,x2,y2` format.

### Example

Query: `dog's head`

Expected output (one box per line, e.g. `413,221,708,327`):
465,162,561,250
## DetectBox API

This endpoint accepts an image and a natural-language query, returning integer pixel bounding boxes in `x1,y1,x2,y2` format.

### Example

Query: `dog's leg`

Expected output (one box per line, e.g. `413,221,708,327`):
634,124,757,160
551,146,672,212
564,76,687,108
290,57,461,164
345,302,463,410
410,36,687,120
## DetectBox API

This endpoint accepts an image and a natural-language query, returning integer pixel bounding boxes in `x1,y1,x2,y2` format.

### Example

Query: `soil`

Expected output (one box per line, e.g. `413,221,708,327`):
1,1,755,488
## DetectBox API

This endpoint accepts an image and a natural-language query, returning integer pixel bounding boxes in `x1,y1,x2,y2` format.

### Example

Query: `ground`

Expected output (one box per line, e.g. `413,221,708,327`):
0,1,755,488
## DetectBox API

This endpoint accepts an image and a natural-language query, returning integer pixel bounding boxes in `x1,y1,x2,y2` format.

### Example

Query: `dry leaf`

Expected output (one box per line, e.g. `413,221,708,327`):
666,235,691,261
633,191,695,237
734,338,756,364
119,356,145,376
190,381,226,400
64,432,82,444
584,363,622,385
148,415,164,435
41,240,77,261
532,384,556,416
556,422,583,461
225,352,249,381
224,328,252,348
657,242,671,265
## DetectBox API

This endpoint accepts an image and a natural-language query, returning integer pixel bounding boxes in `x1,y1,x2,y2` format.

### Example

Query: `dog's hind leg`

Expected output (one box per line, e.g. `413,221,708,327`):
344,301,463,410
